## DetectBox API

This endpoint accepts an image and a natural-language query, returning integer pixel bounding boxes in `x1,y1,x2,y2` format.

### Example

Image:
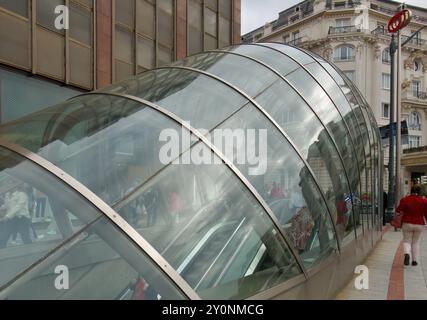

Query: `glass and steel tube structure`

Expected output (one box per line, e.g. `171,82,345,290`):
0,43,382,300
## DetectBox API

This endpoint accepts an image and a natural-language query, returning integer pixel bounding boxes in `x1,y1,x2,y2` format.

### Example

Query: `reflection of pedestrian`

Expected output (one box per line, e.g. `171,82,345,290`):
0,186,33,248
396,185,427,266
168,192,182,224
270,182,284,199
335,193,348,238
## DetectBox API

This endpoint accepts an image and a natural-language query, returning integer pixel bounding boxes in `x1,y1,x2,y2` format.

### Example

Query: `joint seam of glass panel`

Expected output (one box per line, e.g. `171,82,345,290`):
297,46,373,235
206,48,342,254
257,42,364,240
0,138,201,300
75,88,309,279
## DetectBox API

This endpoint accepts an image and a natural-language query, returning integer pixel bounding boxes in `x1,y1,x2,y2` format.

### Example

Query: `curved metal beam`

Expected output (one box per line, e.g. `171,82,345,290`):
308,54,377,232
294,46,373,234
76,91,309,278
0,139,201,300
255,42,364,239
205,48,350,251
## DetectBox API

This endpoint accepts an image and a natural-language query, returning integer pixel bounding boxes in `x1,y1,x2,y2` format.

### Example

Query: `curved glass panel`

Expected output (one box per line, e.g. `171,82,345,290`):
213,104,337,267
100,68,248,130
4,217,186,300
263,43,315,65
173,51,277,97
172,50,339,257
115,144,301,299
223,45,300,77
0,146,100,288
0,95,189,206
222,45,357,242
0,147,184,300
306,53,373,232
0,43,384,298
316,56,376,232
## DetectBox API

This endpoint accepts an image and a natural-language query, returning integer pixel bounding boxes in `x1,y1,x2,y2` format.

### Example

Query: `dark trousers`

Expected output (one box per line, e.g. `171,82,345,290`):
0,220,12,249
11,217,32,245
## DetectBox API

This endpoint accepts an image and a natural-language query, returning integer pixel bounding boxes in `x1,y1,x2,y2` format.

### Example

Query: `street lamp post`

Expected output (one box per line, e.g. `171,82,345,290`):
386,33,397,222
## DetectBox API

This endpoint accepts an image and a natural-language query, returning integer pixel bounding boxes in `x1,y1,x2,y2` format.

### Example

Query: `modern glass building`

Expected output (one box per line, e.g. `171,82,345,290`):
0,0,241,122
0,43,382,300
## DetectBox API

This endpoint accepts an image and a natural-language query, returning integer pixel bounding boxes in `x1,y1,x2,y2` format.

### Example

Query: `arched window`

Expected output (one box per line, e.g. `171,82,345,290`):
408,111,422,131
382,48,391,63
333,45,355,61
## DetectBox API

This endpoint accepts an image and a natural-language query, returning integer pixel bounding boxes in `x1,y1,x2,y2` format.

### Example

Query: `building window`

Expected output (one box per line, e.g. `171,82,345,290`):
0,67,80,123
188,0,203,55
335,18,350,28
334,1,346,9
408,111,421,131
411,80,421,98
215,0,233,49
292,30,300,44
283,34,290,44
382,73,390,90
343,70,355,82
114,0,176,81
0,0,28,17
204,4,218,50
382,103,390,119
382,48,391,63
408,135,421,149
333,45,355,61
0,0,31,69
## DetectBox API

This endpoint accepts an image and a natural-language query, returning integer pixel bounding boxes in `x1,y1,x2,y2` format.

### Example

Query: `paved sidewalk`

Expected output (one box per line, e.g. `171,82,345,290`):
336,226,427,300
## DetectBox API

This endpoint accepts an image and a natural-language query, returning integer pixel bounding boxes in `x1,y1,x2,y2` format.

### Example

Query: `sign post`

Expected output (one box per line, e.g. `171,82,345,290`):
386,8,412,223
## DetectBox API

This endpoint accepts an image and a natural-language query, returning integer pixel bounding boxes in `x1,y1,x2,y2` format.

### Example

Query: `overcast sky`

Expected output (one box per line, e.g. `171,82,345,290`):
241,0,427,34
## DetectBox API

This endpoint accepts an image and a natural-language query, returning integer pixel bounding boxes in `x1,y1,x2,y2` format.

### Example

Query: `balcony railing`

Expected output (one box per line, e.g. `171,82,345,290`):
402,35,427,47
403,145,427,154
329,25,361,35
326,0,361,10
371,26,388,36
370,27,427,49
410,91,427,101
285,37,303,46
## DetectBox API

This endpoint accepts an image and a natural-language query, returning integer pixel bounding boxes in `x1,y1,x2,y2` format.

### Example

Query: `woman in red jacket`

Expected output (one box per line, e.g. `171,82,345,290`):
396,185,427,266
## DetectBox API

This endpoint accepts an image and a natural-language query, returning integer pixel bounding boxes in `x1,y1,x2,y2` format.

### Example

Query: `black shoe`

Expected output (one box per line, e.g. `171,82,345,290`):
412,261,418,266
404,254,410,266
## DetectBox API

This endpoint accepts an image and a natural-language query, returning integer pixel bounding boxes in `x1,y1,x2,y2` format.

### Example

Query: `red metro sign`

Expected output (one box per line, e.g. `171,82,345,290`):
388,9,412,33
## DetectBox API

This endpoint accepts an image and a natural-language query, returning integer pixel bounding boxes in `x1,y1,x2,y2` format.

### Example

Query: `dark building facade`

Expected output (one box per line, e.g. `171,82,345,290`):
0,0,241,123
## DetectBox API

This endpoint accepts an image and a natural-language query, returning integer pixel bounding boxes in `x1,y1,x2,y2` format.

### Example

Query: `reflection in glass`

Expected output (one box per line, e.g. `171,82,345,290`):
214,105,337,268
4,217,185,300
0,147,100,288
115,144,301,299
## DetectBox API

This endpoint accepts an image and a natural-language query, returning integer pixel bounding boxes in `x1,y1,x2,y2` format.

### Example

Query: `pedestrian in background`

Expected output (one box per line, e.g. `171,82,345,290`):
396,185,427,266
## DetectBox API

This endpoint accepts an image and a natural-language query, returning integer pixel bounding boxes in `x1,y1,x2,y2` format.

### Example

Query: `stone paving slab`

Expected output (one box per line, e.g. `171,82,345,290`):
336,227,427,300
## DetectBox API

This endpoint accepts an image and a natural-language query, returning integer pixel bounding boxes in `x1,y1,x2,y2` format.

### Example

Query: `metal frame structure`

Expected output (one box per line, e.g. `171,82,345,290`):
0,43,383,300
206,47,360,249
292,45,376,234
254,43,366,238
0,138,201,300
76,90,309,277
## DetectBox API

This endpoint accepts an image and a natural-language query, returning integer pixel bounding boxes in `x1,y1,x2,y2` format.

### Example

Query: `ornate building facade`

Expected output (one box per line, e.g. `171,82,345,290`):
243,0,427,196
